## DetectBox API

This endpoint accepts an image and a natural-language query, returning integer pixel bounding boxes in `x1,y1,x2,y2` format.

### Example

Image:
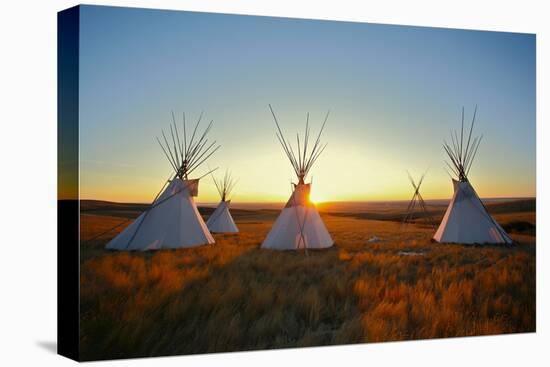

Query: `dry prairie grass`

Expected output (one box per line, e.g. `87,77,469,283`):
79,211,535,361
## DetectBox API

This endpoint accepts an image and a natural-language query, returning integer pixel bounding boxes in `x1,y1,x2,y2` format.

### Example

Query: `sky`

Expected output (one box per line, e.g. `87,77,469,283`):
74,5,536,204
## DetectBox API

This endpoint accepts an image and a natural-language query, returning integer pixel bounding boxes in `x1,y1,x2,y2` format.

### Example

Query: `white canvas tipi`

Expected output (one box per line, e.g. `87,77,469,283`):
261,105,334,250
106,112,219,250
207,170,239,233
433,107,513,245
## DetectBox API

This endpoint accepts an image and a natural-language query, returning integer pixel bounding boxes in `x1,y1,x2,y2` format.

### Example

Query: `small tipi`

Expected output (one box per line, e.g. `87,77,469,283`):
207,170,239,233
433,107,513,245
261,105,334,251
106,111,219,250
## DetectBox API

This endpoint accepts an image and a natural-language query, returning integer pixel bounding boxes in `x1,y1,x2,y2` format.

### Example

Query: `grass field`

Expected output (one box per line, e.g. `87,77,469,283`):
78,199,536,361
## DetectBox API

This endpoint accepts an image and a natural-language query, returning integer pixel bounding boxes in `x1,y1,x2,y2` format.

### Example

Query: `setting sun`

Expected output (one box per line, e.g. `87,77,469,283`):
308,191,325,205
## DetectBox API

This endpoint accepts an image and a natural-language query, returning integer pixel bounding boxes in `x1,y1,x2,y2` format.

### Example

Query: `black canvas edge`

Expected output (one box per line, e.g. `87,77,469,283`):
58,5,81,362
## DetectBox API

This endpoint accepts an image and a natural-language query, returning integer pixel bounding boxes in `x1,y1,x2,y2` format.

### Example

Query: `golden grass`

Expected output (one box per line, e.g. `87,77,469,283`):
79,212,535,360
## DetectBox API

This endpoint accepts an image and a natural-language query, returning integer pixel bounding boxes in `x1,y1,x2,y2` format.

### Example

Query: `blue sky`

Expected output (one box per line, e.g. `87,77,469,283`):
77,5,535,203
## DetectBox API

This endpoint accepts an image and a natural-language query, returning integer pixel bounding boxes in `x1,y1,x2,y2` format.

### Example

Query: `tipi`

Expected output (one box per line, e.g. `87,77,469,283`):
207,170,239,233
261,105,334,251
106,111,219,251
402,171,434,227
433,107,513,245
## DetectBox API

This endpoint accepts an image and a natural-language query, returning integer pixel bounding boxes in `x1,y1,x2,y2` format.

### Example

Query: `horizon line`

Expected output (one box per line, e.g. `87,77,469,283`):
68,196,536,205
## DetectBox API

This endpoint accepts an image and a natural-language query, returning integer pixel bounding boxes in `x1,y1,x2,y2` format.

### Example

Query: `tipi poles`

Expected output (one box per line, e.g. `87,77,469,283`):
303,111,329,176
172,111,184,165
186,142,221,177
402,190,418,227
161,130,180,171
85,218,132,246
443,106,482,182
463,105,478,168
417,193,435,228
300,205,311,255
269,104,300,177
156,137,179,172
268,104,329,180
290,183,309,256
157,111,220,180
197,167,219,181
402,193,418,227
402,171,433,228
414,171,432,225
211,171,224,200
402,171,420,226
302,113,310,172
210,169,238,202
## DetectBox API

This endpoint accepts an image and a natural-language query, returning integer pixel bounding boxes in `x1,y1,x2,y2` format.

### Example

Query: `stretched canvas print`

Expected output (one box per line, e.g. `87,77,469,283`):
58,4,536,362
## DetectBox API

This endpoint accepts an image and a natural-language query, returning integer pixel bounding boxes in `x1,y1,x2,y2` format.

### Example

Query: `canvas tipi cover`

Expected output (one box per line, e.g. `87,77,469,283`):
262,183,333,250
207,200,239,233
106,178,215,250
433,180,512,244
